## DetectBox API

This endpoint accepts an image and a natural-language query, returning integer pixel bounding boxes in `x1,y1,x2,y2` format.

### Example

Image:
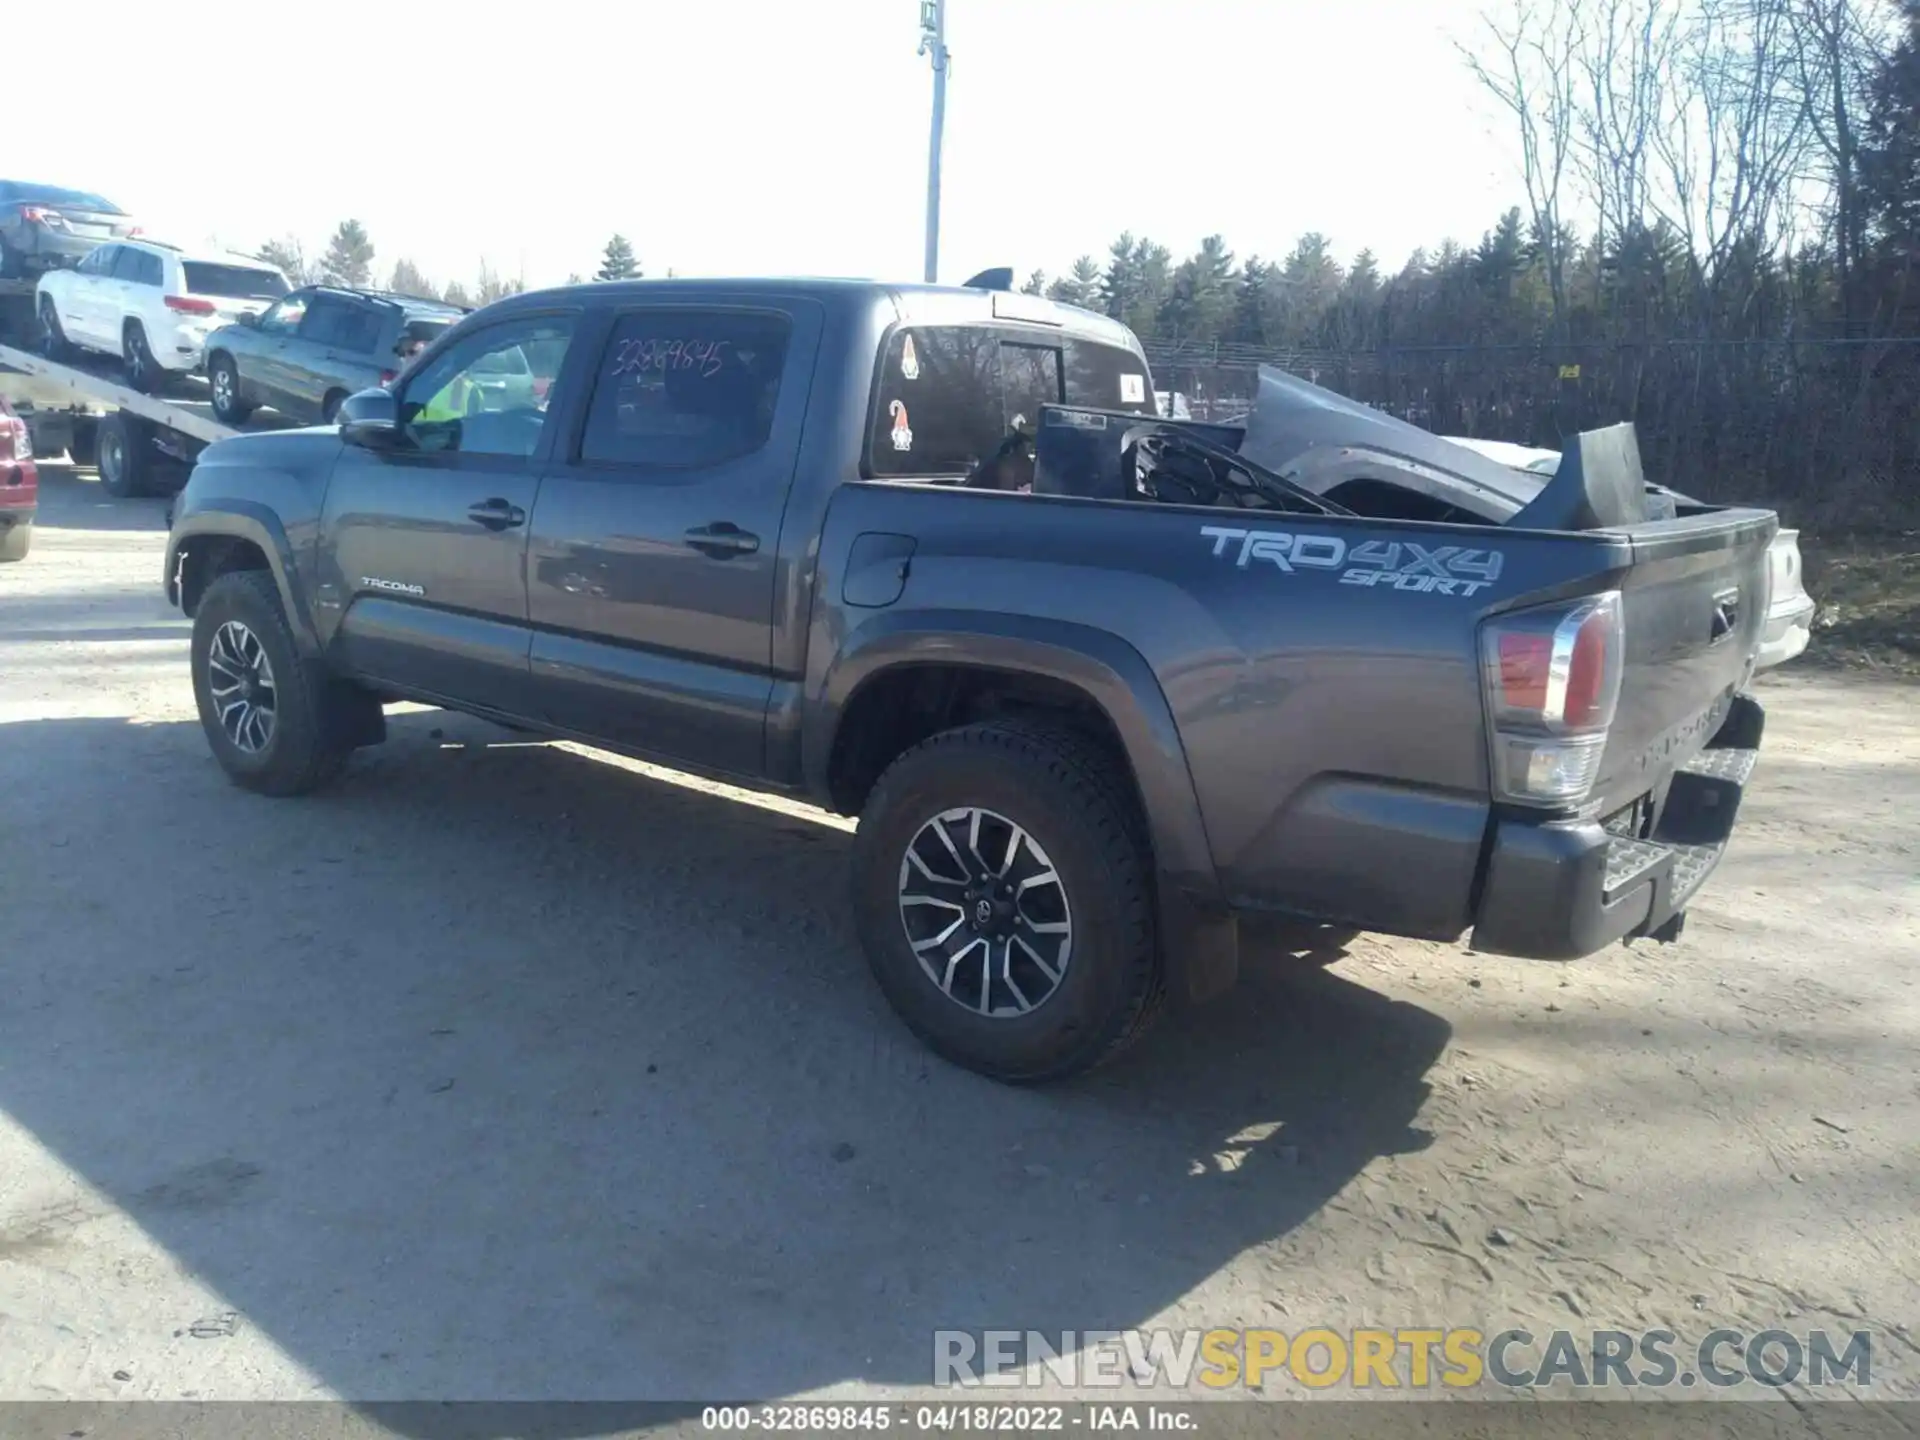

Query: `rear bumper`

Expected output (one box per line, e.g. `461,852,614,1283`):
1757,594,1816,670
1470,694,1764,960
17,230,101,267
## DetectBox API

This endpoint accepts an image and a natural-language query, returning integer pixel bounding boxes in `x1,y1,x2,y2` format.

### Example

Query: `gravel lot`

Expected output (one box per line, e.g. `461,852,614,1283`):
2,464,1916,1412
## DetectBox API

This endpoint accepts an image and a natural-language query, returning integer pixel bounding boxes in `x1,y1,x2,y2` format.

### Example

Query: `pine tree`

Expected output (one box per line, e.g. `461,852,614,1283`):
389,258,436,300
1159,235,1236,341
255,237,307,285
443,281,473,308
474,261,524,305
1230,256,1271,345
318,220,375,288
1021,269,1047,296
1046,255,1102,309
596,234,641,282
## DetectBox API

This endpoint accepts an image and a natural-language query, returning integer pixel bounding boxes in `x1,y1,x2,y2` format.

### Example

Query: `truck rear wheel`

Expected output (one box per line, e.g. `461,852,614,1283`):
851,721,1163,1083
97,412,154,498
191,570,358,797
0,521,30,563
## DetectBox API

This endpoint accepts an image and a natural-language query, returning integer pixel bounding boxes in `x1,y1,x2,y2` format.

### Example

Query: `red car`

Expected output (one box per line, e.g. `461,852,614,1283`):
0,395,38,561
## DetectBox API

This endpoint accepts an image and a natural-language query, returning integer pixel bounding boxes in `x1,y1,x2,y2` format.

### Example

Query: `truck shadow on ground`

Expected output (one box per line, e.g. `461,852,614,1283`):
0,711,1449,1429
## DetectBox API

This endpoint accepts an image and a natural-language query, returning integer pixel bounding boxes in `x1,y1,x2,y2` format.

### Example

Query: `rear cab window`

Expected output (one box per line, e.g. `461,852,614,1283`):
865,323,1154,481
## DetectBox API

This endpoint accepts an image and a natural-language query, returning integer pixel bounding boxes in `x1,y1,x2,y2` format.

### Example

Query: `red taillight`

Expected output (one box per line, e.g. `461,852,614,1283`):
1481,593,1624,806
164,295,217,315
1495,632,1553,715
0,416,25,462
21,206,64,226
1562,614,1612,728
379,370,398,386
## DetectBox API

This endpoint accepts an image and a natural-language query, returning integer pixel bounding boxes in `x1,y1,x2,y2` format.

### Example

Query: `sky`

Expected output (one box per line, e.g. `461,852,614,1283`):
10,0,1522,293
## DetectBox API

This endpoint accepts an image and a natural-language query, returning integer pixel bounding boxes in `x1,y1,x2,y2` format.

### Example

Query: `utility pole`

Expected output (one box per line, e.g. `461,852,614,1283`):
918,0,950,284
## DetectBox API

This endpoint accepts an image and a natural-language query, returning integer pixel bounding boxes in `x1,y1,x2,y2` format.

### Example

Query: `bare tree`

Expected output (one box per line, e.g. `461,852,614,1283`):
1642,0,1811,305
1574,0,1683,248
1784,0,1896,324
1464,0,1585,336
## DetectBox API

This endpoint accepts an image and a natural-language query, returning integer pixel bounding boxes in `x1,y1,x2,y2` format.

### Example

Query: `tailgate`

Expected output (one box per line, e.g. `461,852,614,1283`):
1592,506,1776,818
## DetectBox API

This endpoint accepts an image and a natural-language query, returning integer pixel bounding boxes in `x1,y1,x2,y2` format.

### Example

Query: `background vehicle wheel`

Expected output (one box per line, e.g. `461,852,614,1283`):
191,570,356,797
96,412,154,498
851,720,1163,1083
209,354,253,423
38,297,71,361
123,322,163,394
0,522,30,562
321,389,348,425
0,237,19,279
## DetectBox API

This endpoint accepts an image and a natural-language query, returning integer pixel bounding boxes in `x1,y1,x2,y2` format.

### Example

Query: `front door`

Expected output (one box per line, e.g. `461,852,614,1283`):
524,298,822,777
318,309,583,716
248,289,312,414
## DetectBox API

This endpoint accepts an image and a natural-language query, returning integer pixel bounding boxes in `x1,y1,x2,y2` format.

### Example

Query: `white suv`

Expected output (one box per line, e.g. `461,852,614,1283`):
36,240,289,392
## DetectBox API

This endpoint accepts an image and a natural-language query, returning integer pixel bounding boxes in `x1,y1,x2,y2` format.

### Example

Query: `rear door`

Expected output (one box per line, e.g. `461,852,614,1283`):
285,294,355,420
524,298,822,777
108,246,159,352
321,309,584,713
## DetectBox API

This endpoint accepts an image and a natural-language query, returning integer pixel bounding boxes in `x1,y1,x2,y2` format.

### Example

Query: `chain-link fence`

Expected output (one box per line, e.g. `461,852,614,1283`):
1141,338,1920,526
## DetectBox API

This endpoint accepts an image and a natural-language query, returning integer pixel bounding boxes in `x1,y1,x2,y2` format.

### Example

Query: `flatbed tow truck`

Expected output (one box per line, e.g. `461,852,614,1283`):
0,280,289,498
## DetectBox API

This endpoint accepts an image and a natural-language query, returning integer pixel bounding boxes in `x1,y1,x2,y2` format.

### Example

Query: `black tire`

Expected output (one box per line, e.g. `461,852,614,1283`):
38,297,70,361
0,521,29,563
191,570,355,796
851,720,1163,1083
0,237,18,280
97,411,153,498
321,389,348,425
208,353,253,424
123,322,164,395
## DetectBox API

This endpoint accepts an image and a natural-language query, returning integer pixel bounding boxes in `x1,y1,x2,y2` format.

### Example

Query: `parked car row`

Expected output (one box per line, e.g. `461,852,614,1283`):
37,239,290,391
9,174,466,426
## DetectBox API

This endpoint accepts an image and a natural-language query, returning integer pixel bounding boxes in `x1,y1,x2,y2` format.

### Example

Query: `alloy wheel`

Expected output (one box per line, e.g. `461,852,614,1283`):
207,620,278,754
896,806,1073,1016
212,365,233,410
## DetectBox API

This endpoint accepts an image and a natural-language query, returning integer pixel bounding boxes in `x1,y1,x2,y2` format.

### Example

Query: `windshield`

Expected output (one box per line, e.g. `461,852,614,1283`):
183,263,289,301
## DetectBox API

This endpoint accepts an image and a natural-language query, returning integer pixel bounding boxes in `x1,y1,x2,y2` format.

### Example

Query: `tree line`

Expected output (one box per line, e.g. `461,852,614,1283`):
1014,0,1920,523
249,227,651,308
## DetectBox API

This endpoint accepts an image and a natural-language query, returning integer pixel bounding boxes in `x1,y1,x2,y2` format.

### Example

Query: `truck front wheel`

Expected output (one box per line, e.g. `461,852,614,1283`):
851,721,1164,1083
191,570,360,797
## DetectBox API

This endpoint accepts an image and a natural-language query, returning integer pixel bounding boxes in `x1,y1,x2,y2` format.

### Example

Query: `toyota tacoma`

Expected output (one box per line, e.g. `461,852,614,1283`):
165,276,1775,1081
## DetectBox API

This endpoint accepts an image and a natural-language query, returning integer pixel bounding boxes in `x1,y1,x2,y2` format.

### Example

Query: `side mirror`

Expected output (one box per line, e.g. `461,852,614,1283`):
239,312,260,328
338,387,403,449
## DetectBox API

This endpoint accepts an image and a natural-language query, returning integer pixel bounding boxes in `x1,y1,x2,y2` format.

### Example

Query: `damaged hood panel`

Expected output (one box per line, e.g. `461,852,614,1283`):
1236,365,1549,520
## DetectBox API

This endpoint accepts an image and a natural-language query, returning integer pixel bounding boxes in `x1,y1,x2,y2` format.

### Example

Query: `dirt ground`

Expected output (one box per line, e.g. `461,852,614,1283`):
1,464,1916,1413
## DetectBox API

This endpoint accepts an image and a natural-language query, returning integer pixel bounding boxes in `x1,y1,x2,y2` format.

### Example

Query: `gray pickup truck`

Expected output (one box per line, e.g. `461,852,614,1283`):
165,276,1775,1082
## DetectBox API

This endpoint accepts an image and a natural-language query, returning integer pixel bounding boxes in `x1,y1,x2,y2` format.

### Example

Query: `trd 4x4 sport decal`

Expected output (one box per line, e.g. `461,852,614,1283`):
1201,526,1505,598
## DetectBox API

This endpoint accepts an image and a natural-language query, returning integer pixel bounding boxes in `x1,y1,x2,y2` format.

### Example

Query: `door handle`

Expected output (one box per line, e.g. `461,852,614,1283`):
467,498,526,531
684,522,760,558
